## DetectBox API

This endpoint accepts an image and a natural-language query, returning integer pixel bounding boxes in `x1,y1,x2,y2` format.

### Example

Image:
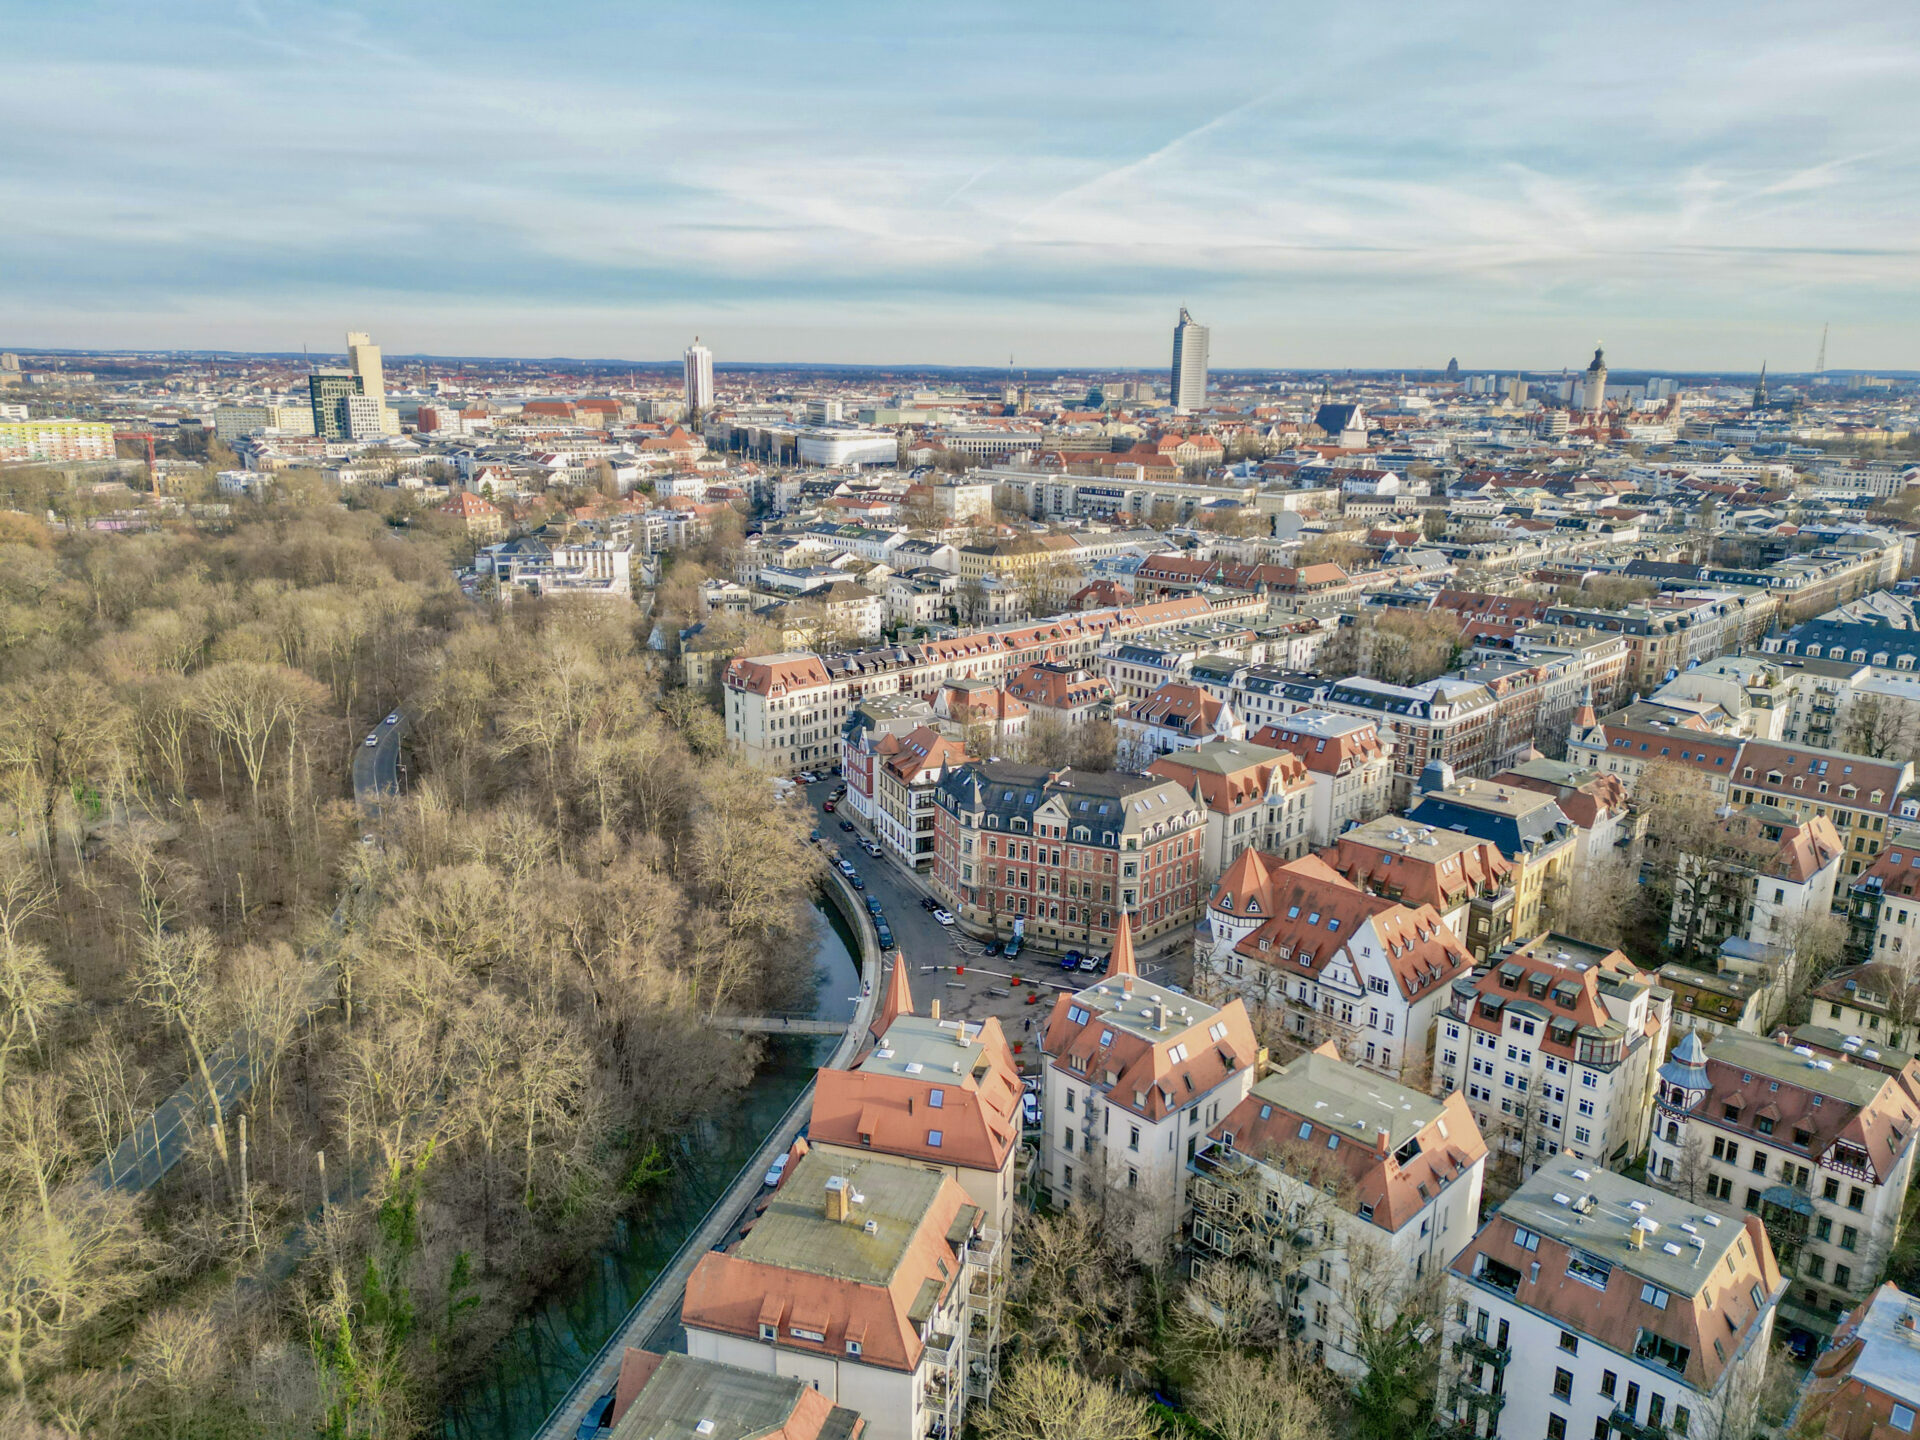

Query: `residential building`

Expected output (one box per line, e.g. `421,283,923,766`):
1657,961,1785,1043
1490,758,1634,867
1435,933,1671,1176
1317,817,1515,959
1441,1154,1782,1440
1202,849,1476,1083
1810,961,1920,1054
684,336,714,412
211,404,313,442
1147,737,1313,877
605,1349,866,1439
439,490,505,539
1248,711,1395,845
1171,306,1209,412
1725,741,1912,878
1316,677,1498,805
840,693,937,829
1666,806,1844,962
307,369,361,440
1187,1043,1488,1376
872,724,972,870
0,419,115,463
1039,937,1259,1258
682,1147,1000,1440
811,969,1022,1235
1003,661,1112,731
929,763,1207,952
1115,681,1244,767
1568,703,1744,797
1647,1029,1920,1346
1406,774,1581,941
1796,1282,1920,1440
726,652,848,774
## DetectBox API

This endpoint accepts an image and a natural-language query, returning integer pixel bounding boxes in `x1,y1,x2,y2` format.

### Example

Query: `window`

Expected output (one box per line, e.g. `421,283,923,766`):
1836,1264,1853,1289
760,1323,777,1340
846,1340,862,1356
927,1129,943,1147
1129,1125,1140,1151
1600,1370,1617,1399
928,1088,944,1109
1841,1225,1859,1251
1635,1329,1691,1374
1850,1187,1867,1211
1547,1418,1567,1440
1641,1283,1671,1310
1559,1330,1579,1355
1553,1368,1574,1400
1891,1404,1915,1432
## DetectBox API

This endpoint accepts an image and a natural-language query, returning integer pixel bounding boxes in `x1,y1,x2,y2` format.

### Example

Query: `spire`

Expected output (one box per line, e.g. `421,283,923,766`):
1573,681,1597,732
871,952,914,1043
1105,909,1139,979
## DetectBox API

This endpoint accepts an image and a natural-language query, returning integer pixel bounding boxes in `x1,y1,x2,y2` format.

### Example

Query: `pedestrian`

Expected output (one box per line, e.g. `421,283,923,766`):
1023,1016,1031,1033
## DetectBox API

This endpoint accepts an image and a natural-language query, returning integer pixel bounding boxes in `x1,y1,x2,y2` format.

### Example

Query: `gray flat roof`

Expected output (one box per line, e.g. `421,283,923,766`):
1498,1154,1748,1297
736,1150,945,1286
1844,1284,1920,1409
1070,974,1224,1044
1706,1030,1891,1108
1251,1050,1442,1153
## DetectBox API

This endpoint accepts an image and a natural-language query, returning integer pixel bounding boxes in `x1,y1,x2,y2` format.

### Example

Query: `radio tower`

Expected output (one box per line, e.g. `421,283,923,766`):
1815,322,1829,375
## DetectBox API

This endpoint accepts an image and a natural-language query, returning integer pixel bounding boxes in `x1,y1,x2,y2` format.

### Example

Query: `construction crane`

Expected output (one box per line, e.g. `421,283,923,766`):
113,431,157,490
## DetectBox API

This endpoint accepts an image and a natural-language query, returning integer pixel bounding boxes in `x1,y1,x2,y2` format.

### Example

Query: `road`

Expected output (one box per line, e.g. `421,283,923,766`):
89,713,408,1193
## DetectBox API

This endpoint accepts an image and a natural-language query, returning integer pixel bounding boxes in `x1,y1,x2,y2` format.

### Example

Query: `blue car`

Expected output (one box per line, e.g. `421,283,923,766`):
876,924,894,948
577,1388,615,1438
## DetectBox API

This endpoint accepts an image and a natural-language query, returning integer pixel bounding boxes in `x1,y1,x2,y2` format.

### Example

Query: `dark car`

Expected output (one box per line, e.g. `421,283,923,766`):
865,896,883,914
876,924,894,948
920,896,939,912
983,941,1002,957
809,828,822,842
850,876,865,890
839,820,856,832
577,1389,615,1439
1004,935,1022,959
1062,950,1083,968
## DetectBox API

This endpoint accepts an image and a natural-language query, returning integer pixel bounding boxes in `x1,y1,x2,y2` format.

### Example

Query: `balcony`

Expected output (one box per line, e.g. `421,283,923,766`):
1453,1334,1511,1368
1610,1408,1670,1440
1452,1377,1507,1417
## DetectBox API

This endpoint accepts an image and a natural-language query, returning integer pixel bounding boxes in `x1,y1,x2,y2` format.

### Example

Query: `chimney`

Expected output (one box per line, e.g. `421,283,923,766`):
930,999,941,1022
1377,1129,1392,1155
955,1020,969,1047
1154,1003,1166,1032
825,1175,850,1223
1628,1222,1646,1249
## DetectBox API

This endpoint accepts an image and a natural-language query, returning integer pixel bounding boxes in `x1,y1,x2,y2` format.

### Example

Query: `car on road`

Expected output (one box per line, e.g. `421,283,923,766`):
865,896,883,915
861,839,881,857
576,1388,616,1439
363,733,380,746
763,1153,789,1188
839,820,856,832
797,771,817,783
920,896,939,912
1022,1073,1042,1094
850,876,865,890
838,859,856,877
1021,1093,1041,1129
932,909,955,926
876,923,894,948
809,828,822,842
983,941,1002,956
1078,953,1103,973
822,800,836,812
384,712,400,725
1062,950,1082,969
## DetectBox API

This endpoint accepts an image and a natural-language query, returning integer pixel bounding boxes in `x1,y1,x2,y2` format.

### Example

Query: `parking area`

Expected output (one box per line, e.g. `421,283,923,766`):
797,770,1192,1080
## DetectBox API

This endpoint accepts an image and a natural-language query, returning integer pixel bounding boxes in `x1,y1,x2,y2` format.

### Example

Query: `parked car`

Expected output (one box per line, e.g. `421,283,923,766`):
862,840,881,857
850,876,865,890
763,1153,789,1187
932,909,955,926
822,800,836,813
1062,950,1083,969
1004,935,1022,959
797,771,816,783
920,897,939,912
838,859,857,877
1021,1093,1041,1129
576,1389,616,1439
876,924,894,948
809,828,822,842
865,896,883,914
1022,1073,1043,1094
983,941,1003,957
839,820,856,832
1078,953,1102,973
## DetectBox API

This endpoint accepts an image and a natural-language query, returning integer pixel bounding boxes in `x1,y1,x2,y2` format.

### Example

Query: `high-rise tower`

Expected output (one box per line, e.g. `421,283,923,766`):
683,337,714,413
1170,307,1209,413
345,331,394,434
1752,362,1769,411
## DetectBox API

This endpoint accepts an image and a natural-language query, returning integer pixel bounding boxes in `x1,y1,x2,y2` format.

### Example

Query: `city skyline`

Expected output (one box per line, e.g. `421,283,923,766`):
3,2,1917,368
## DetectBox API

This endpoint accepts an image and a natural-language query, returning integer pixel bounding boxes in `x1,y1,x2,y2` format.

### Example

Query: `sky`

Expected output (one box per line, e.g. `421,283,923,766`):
3,1,1919,371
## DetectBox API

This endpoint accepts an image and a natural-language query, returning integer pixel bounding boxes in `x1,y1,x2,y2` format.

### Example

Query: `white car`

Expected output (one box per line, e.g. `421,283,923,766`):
384,712,400,725
363,734,380,747
1022,1093,1041,1128
933,909,956,927
838,859,857,877
763,1152,789,1187
797,771,817,783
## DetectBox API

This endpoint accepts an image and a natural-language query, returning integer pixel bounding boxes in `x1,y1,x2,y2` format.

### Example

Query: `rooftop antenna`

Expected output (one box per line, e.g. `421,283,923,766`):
1816,322,1829,375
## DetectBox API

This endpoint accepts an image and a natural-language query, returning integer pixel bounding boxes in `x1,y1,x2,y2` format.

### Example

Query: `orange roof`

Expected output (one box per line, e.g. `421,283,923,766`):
1147,745,1308,815
1041,979,1256,1123
1106,910,1138,978
438,490,500,518
817,1013,1021,1175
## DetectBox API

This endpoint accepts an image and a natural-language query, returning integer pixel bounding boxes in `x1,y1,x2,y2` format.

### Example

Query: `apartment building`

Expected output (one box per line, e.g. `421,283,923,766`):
1441,1155,1782,1440
1646,1029,1920,1345
1146,737,1313,878
870,725,973,870
1406,776,1580,941
1247,710,1395,845
1726,741,1912,879
1318,817,1516,959
1187,1043,1487,1376
0,418,115,464
1796,1282,1920,1440
1203,849,1476,1082
1436,934,1671,1177
604,1350,867,1439
929,763,1206,952
1316,676,1498,805
1809,961,1920,1055
811,968,1022,1235
1039,943,1260,1258
1115,682,1244,767
1666,806,1844,962
682,1147,1001,1440
1002,660,1112,729
723,594,1263,775
1568,707,1744,801
1491,757,1634,867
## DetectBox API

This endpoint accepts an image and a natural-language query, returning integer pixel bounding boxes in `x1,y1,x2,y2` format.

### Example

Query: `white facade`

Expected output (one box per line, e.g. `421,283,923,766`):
797,428,899,467
684,337,714,411
1171,307,1210,412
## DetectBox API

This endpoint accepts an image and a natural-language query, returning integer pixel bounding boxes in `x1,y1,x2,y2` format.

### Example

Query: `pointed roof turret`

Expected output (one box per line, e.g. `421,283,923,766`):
871,952,914,1044
1658,1029,1711,1094
1573,681,1597,732
1106,909,1139,979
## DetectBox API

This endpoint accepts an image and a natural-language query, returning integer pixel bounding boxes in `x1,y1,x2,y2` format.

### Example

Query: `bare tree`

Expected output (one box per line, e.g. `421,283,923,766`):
977,1356,1163,1440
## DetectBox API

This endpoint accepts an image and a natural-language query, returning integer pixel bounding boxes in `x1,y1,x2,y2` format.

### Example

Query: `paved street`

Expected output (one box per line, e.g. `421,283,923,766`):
801,774,1192,1076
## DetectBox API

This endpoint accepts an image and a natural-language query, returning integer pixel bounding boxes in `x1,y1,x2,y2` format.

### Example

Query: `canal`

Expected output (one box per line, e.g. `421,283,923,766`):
438,898,862,1440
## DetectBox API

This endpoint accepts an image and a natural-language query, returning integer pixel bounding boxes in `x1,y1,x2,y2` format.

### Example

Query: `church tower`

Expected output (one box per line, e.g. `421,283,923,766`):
1582,345,1609,413
1752,362,1769,411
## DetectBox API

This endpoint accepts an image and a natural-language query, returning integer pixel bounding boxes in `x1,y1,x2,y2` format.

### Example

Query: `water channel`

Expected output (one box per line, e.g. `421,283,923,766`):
439,898,862,1440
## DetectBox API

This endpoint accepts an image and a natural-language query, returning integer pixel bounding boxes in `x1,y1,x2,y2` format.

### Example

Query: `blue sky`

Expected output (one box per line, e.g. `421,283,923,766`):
4,1,1918,369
